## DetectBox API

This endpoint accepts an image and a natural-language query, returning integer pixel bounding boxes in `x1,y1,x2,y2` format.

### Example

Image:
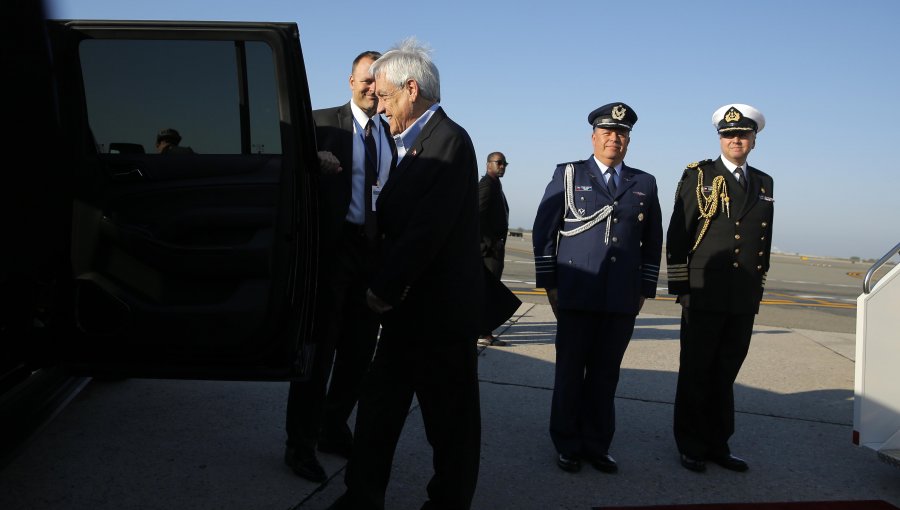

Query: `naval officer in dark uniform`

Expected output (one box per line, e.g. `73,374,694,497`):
666,103,773,473
533,103,662,474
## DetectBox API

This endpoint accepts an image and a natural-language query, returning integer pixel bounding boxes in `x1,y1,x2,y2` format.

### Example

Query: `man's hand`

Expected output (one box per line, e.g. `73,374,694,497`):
546,288,559,319
366,288,393,314
317,151,342,174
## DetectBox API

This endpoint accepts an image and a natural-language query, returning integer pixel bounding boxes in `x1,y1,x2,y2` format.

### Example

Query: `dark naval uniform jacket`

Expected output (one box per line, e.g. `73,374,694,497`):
666,157,774,313
533,157,663,314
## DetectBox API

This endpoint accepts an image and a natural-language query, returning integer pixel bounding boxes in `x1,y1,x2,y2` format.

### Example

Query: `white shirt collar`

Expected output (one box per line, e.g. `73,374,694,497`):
592,157,620,175
720,155,746,173
349,100,379,133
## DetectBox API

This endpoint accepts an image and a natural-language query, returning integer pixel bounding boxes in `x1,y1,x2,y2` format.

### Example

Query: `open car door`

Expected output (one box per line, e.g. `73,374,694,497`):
30,20,321,380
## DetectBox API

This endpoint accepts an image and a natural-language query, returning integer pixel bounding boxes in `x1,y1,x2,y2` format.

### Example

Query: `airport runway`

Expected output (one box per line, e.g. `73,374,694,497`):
502,235,872,334
2,236,898,510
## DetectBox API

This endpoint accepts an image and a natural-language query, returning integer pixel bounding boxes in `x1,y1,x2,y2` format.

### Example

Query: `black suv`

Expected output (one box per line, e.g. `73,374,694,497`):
2,2,322,462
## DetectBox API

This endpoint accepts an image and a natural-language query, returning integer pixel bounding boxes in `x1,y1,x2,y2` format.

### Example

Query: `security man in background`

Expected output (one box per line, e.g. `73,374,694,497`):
478,151,511,346
532,103,662,474
666,103,773,474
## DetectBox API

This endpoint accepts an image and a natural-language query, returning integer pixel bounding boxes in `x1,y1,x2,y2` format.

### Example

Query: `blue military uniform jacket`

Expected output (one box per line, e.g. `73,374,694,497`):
533,157,663,315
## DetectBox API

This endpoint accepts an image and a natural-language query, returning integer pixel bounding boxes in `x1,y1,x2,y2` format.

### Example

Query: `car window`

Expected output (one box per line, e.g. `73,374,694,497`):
79,39,281,155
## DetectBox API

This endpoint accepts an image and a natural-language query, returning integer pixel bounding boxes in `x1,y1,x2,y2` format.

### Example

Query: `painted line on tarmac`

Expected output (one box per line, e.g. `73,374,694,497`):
508,288,856,309
779,279,859,289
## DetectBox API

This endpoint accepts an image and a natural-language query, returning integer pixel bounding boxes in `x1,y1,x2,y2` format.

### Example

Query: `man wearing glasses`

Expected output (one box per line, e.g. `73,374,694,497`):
478,152,511,346
330,38,483,510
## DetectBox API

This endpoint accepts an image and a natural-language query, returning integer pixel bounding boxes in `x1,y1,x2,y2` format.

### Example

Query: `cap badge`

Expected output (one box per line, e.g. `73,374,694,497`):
724,107,742,123
612,105,627,121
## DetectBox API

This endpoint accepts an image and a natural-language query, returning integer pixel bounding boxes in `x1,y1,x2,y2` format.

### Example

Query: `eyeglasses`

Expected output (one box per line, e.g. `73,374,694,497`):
489,160,508,166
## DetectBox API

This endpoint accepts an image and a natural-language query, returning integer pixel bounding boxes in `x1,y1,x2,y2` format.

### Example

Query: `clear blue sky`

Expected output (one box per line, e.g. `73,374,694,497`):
49,0,900,260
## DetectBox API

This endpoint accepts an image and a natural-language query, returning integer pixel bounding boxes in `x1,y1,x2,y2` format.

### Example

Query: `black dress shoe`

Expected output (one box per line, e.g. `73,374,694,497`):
710,454,749,472
556,453,582,473
284,447,327,483
680,453,706,473
590,453,618,473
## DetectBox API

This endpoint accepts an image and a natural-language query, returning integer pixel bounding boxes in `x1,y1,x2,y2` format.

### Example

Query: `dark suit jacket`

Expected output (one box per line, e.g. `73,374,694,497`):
666,157,774,313
313,102,393,242
370,107,484,337
478,174,508,260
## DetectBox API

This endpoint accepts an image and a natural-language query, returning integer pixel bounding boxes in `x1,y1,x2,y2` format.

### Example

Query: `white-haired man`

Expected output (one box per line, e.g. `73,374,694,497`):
330,38,483,510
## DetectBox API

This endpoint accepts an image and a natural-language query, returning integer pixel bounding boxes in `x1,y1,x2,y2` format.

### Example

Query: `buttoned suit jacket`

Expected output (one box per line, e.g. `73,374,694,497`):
666,157,774,314
313,102,394,243
532,157,663,315
370,107,484,337
478,174,509,261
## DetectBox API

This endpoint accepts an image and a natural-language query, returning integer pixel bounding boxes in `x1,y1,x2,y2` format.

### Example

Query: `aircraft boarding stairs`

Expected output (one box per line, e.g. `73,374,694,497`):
853,241,900,468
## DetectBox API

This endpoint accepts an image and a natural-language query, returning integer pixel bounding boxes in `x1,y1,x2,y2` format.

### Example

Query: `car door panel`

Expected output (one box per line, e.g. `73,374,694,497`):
41,21,321,379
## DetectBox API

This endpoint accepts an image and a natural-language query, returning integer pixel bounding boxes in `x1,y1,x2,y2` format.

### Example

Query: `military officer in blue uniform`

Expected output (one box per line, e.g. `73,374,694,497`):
666,103,773,474
532,102,663,474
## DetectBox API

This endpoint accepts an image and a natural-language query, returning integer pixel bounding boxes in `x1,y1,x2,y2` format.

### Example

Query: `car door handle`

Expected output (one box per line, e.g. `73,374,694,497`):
109,168,144,182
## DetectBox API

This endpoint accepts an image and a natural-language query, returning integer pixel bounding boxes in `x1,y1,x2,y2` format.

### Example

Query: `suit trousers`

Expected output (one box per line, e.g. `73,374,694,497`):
673,308,755,458
336,322,481,510
550,309,636,459
286,226,379,454
480,249,504,337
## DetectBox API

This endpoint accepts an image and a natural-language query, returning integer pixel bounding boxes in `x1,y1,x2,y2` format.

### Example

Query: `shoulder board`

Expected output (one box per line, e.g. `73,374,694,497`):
685,159,713,170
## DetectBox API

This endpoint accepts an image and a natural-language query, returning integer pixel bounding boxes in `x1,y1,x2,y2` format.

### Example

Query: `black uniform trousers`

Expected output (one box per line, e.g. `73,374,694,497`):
550,309,636,459
335,324,481,510
674,308,754,458
286,225,379,456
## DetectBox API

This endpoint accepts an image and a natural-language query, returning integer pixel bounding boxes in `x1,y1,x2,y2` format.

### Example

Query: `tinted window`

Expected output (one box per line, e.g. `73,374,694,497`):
80,39,280,155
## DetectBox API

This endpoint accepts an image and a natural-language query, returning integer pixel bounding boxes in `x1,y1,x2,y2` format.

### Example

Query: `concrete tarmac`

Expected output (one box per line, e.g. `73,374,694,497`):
1,303,898,509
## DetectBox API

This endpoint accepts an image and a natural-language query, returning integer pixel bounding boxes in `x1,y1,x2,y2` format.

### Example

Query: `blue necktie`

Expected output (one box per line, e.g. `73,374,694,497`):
606,168,617,195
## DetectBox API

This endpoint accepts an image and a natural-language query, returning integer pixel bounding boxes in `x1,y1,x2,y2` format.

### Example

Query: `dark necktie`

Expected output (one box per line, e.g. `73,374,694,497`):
734,167,746,190
606,168,617,195
363,119,377,239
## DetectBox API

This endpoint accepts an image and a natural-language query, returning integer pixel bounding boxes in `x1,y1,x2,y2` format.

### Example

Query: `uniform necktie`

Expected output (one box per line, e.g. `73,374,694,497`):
734,167,746,190
363,119,377,239
606,168,617,195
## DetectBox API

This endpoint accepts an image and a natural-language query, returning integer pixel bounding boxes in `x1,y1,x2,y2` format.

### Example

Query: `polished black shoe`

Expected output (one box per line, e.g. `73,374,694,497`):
590,453,618,473
680,453,707,473
710,454,749,472
556,453,582,473
284,447,327,483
